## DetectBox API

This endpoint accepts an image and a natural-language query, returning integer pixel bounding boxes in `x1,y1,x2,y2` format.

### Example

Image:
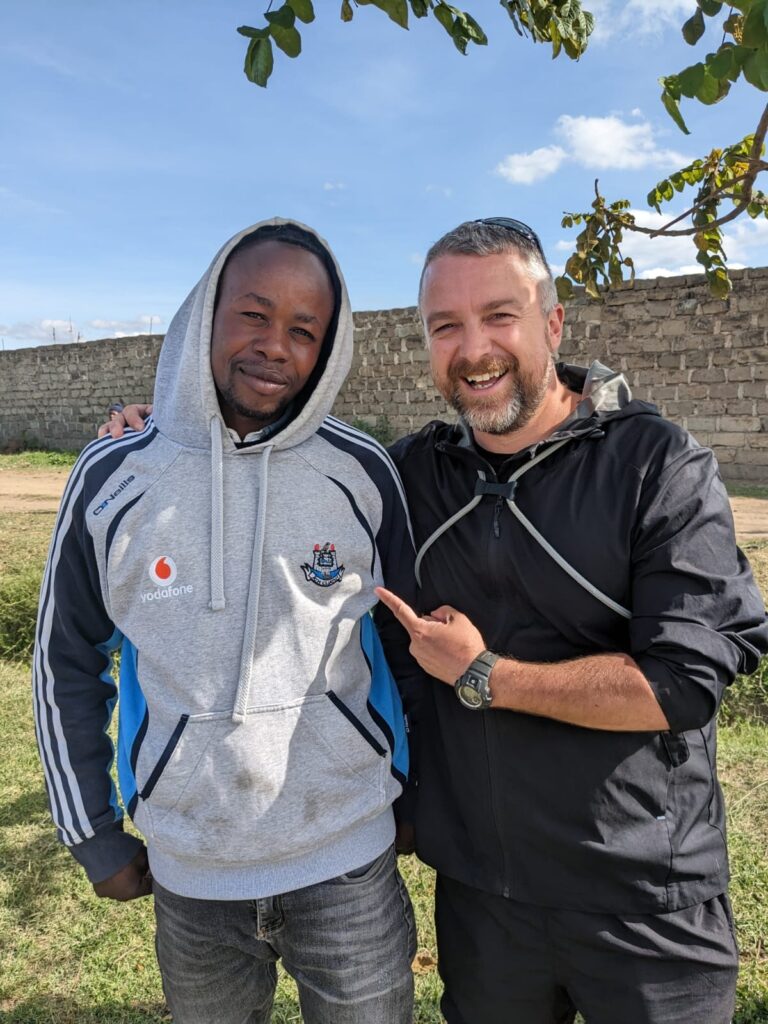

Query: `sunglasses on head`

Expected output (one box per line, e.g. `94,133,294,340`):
473,217,544,254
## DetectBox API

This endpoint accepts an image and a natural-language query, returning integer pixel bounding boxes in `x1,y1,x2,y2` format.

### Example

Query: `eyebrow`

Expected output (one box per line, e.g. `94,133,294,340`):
425,296,523,329
236,292,322,326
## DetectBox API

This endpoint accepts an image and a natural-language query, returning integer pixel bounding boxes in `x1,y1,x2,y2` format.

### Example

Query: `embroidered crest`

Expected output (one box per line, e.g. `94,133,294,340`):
301,542,345,588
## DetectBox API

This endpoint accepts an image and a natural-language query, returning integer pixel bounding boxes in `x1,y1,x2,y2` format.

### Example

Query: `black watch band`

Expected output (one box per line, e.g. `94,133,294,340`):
454,650,499,710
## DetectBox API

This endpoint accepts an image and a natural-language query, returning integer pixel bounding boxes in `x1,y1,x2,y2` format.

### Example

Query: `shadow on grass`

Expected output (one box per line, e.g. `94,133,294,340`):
736,995,768,1024
0,827,73,925
0,785,50,826
1,992,304,1023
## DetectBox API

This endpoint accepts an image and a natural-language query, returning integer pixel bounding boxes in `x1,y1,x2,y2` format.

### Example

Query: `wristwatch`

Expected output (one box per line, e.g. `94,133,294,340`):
454,651,499,710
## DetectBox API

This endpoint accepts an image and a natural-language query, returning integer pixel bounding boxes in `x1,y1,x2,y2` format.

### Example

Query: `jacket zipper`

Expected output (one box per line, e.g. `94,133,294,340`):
492,496,504,539
482,711,511,898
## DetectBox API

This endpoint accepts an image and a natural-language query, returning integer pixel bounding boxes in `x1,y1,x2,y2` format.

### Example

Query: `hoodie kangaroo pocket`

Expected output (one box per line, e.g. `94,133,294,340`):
142,695,388,866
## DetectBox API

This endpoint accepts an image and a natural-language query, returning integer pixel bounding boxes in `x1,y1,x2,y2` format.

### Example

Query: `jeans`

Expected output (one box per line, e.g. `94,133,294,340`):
153,846,416,1024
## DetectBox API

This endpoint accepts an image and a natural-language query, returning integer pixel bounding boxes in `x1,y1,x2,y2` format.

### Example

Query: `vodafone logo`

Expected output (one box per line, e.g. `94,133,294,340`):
141,555,192,604
149,556,177,587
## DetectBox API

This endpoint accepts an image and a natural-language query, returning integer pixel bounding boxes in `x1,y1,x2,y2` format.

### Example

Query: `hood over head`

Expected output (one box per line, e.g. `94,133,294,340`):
152,217,352,452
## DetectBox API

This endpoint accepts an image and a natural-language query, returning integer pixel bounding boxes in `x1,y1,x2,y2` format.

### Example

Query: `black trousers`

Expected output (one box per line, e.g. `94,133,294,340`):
435,874,738,1024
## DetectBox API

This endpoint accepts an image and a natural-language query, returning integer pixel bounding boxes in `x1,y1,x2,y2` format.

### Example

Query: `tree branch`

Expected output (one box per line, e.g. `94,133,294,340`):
613,103,768,239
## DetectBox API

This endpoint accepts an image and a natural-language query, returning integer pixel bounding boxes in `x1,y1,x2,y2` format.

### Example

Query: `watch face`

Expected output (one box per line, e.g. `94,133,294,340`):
457,682,484,708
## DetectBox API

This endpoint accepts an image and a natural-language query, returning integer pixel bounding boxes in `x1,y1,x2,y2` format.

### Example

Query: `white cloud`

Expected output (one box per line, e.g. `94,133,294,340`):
88,314,164,336
557,114,689,170
0,186,63,217
322,181,347,191
588,0,696,43
555,207,768,280
495,113,689,186
409,252,424,266
495,145,567,185
426,184,454,198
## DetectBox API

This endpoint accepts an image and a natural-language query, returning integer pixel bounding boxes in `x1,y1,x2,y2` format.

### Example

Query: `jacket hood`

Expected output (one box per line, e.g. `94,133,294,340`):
151,217,353,453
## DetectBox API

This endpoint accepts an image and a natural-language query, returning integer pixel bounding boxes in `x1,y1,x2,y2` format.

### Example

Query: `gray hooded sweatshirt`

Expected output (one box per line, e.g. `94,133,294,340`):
33,218,416,899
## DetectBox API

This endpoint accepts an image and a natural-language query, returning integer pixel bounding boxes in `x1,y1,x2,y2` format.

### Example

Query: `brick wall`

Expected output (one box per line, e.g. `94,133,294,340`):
1,267,767,480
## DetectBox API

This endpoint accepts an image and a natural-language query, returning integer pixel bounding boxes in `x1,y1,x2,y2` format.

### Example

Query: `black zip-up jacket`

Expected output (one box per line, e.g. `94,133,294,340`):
389,363,767,914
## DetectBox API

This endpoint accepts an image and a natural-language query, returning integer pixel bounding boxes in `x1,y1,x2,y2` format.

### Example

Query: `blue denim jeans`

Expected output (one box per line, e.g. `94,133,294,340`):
153,846,416,1024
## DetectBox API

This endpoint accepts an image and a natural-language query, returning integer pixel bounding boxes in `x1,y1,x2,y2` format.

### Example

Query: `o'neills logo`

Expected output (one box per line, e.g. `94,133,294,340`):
92,476,135,516
141,556,193,603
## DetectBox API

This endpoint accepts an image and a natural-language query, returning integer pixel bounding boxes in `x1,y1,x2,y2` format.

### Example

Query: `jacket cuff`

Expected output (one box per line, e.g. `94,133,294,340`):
67,819,145,884
637,654,718,733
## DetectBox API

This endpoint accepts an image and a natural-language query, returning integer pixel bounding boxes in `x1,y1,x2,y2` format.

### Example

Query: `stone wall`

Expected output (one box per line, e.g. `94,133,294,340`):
1,266,767,480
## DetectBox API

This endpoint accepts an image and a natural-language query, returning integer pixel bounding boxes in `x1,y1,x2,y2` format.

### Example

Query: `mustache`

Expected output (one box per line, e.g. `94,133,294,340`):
447,356,518,385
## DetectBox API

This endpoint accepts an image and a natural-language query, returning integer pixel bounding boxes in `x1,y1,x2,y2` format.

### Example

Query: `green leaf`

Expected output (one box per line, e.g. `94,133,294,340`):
270,23,302,57
707,267,731,299
287,0,315,23
434,3,454,34
555,276,574,300
237,25,269,39
585,275,601,300
374,0,409,28
661,89,690,134
697,0,722,15
464,13,488,45
742,47,768,90
410,0,430,16
743,2,768,48
682,9,706,45
678,62,706,97
340,0,354,20
265,6,296,29
695,68,725,103
244,36,274,86
707,44,735,78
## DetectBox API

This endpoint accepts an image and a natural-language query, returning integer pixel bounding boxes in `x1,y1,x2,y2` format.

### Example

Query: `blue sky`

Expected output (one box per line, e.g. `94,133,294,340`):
1,0,766,349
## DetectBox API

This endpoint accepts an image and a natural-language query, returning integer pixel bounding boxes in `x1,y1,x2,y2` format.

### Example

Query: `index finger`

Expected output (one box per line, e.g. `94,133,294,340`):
375,586,421,635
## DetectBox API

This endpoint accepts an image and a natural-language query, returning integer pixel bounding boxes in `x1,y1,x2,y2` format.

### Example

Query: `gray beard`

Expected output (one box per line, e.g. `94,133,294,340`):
446,358,553,436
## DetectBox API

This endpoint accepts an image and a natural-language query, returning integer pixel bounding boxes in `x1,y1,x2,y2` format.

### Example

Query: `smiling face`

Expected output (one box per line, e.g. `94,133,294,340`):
210,239,335,438
421,249,564,437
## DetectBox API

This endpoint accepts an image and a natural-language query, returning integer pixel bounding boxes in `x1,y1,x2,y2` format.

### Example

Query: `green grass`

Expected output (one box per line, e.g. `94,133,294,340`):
727,484,768,501
2,494,767,1022
0,655,443,1022
0,451,78,471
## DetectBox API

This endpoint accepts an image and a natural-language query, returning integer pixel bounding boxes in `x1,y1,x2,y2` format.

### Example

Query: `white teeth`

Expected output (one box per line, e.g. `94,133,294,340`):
466,371,503,384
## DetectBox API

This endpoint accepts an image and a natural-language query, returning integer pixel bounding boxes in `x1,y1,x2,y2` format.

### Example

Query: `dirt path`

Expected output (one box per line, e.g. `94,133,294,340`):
1,468,767,540
0,469,68,512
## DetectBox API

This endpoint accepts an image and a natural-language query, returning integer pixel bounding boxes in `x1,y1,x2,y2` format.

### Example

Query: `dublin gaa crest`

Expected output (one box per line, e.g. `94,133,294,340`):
301,543,345,588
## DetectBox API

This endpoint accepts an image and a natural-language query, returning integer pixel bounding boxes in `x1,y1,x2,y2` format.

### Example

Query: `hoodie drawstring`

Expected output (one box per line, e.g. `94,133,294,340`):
231,444,274,724
209,417,226,611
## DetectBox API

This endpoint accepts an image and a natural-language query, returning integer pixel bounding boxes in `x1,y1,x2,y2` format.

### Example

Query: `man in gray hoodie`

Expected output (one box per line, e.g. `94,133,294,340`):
34,219,418,1023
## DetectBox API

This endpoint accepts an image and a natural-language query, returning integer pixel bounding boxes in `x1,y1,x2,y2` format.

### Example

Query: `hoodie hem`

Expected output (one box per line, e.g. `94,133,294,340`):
147,810,395,900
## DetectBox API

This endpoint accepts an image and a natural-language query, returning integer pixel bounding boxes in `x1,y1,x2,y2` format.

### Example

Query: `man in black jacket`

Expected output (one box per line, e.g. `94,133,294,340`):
377,217,768,1024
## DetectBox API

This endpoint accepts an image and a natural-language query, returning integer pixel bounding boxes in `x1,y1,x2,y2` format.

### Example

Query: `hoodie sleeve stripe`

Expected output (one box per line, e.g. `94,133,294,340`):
33,427,158,846
319,418,414,547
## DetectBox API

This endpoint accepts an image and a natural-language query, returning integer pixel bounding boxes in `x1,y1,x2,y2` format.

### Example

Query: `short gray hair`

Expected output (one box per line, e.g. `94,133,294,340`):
418,219,558,315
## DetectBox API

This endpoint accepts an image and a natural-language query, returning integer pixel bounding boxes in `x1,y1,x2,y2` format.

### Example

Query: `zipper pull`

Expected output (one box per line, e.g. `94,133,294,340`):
493,496,504,538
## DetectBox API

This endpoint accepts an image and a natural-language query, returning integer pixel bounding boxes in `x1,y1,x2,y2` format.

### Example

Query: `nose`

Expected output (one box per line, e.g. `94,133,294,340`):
252,322,289,361
455,319,492,364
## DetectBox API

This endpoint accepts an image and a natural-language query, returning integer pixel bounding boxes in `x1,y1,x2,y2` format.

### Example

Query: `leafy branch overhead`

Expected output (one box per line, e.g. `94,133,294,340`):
236,0,768,299
558,0,768,300
237,1,594,88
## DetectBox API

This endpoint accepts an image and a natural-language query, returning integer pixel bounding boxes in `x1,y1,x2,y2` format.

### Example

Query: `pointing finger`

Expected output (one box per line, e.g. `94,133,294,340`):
375,586,421,635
